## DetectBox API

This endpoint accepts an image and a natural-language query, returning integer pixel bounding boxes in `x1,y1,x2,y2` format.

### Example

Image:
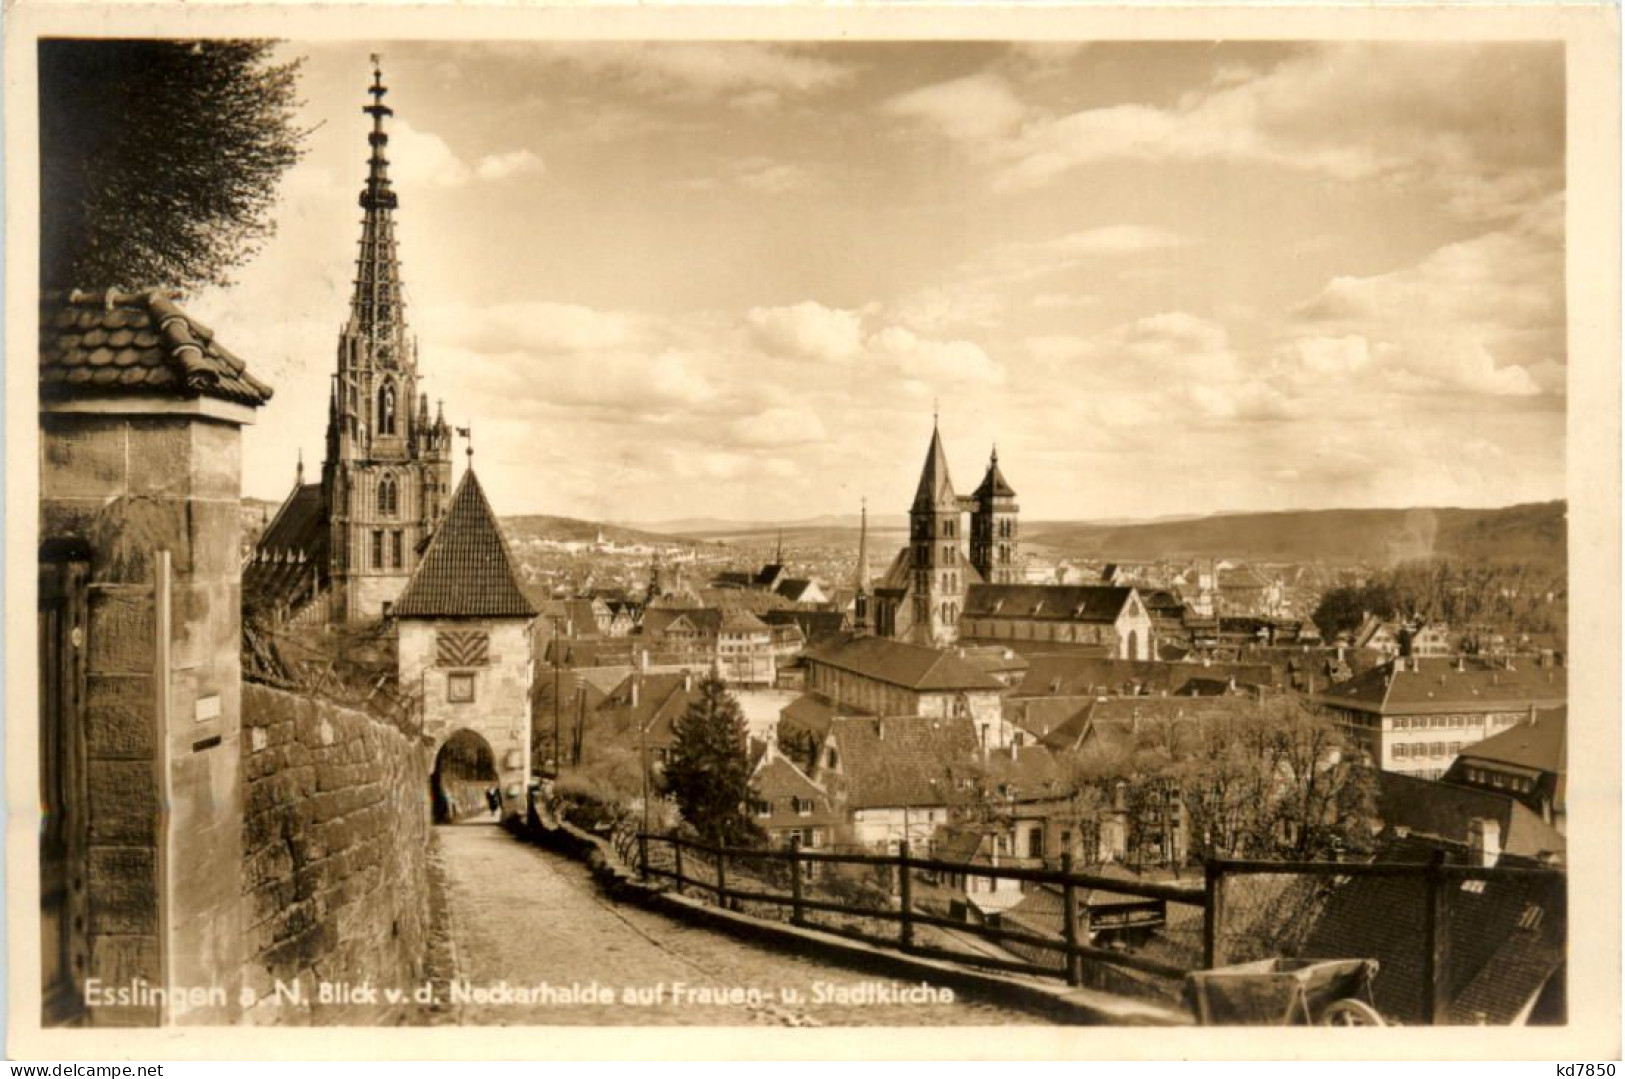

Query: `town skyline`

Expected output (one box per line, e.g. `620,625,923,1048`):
188,40,1566,524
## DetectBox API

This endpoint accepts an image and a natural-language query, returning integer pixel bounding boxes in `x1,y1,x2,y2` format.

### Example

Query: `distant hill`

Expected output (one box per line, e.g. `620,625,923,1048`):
500,516,705,549
243,496,1565,569
623,513,910,535
1021,501,1567,568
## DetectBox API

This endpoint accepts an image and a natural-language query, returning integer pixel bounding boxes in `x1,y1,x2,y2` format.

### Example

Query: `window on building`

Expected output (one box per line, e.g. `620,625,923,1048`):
370,530,384,569
446,672,475,703
391,530,404,569
752,799,771,818
795,798,813,817
377,380,397,436
1393,744,1409,759
826,748,839,769
377,474,398,517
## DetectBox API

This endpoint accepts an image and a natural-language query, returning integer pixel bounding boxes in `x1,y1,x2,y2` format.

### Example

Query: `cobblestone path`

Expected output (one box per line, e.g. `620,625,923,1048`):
436,821,1045,1027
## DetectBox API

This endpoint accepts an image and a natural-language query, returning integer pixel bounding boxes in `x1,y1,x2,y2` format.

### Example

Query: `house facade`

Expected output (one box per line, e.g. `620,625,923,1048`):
1315,656,1567,780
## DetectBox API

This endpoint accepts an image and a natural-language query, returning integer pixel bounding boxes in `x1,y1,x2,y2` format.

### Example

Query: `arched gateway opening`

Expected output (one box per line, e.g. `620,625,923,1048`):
431,729,500,824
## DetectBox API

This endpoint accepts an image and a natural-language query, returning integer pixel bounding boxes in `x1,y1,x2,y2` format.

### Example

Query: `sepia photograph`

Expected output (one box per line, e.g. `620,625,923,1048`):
6,4,1620,1061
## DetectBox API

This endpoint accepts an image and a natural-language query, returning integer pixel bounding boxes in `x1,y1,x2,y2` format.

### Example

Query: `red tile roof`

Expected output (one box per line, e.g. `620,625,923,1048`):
1314,658,1567,716
1455,706,1566,776
825,714,982,809
963,584,1135,624
805,634,1004,692
1376,771,1565,861
40,289,273,406
394,469,537,619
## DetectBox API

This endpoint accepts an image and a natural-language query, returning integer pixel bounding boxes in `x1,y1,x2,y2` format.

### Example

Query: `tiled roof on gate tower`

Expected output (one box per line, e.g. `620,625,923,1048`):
394,468,537,619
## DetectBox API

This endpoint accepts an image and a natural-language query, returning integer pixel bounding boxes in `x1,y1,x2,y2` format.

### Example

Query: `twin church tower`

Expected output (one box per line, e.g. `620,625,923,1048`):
868,419,1021,648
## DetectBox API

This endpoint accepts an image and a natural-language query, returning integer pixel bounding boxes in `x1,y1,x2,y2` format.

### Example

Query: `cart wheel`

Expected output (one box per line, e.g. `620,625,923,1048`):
1320,998,1385,1026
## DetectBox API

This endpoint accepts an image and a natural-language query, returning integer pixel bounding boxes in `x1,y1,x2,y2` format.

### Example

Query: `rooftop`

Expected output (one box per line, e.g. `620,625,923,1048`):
963,584,1136,624
805,634,1005,692
394,470,537,620
41,288,274,406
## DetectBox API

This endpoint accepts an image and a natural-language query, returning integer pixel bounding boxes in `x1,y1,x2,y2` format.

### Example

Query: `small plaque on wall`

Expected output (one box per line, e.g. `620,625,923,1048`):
195,694,221,722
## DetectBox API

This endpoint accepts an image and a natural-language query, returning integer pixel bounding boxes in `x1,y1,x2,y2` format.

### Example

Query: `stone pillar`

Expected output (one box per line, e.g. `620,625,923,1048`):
41,405,253,1025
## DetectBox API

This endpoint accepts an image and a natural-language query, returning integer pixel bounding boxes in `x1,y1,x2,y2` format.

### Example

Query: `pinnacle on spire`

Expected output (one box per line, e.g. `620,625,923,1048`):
344,56,411,352
855,497,870,594
912,418,957,512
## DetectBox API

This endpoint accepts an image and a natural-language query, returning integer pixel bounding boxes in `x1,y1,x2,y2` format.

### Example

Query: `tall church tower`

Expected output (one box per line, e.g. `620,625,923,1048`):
970,447,1020,584
323,60,453,622
907,419,966,646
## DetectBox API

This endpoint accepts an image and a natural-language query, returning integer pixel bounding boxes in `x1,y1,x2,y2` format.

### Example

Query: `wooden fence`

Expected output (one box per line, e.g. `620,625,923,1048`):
636,831,1565,1022
638,832,1204,986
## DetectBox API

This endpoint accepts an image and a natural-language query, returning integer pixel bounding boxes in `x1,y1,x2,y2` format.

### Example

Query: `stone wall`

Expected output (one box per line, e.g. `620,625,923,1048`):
239,683,431,1024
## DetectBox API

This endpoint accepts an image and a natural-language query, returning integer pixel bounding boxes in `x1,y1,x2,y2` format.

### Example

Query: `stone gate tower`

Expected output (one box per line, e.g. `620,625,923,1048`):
323,60,454,621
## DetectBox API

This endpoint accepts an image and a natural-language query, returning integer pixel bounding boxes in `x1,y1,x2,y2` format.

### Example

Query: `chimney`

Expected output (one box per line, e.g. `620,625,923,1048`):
1468,817,1501,868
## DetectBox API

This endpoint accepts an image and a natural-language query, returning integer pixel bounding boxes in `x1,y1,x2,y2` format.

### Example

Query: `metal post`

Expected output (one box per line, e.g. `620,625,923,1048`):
1423,850,1451,1024
1203,859,1226,970
638,832,649,881
716,847,728,908
788,840,805,927
549,615,562,776
898,840,914,951
1061,852,1081,987
673,837,685,894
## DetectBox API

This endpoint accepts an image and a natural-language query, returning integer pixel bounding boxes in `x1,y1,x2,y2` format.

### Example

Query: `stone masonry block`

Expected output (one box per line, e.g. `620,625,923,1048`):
188,422,243,500
84,674,155,759
123,419,194,498
41,418,127,500
91,496,191,584
87,760,157,843
87,589,154,676
88,847,158,935
187,499,243,579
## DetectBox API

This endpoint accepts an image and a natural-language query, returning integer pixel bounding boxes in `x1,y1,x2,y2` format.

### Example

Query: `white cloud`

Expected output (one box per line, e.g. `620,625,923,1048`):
1283,197,1564,400
890,44,1562,221
747,302,864,364
883,73,1028,142
868,326,1005,385
389,120,474,188
537,43,854,102
474,149,545,182
389,121,545,190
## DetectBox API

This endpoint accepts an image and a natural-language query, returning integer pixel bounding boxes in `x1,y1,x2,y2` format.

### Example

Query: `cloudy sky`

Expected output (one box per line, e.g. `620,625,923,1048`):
191,40,1566,524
